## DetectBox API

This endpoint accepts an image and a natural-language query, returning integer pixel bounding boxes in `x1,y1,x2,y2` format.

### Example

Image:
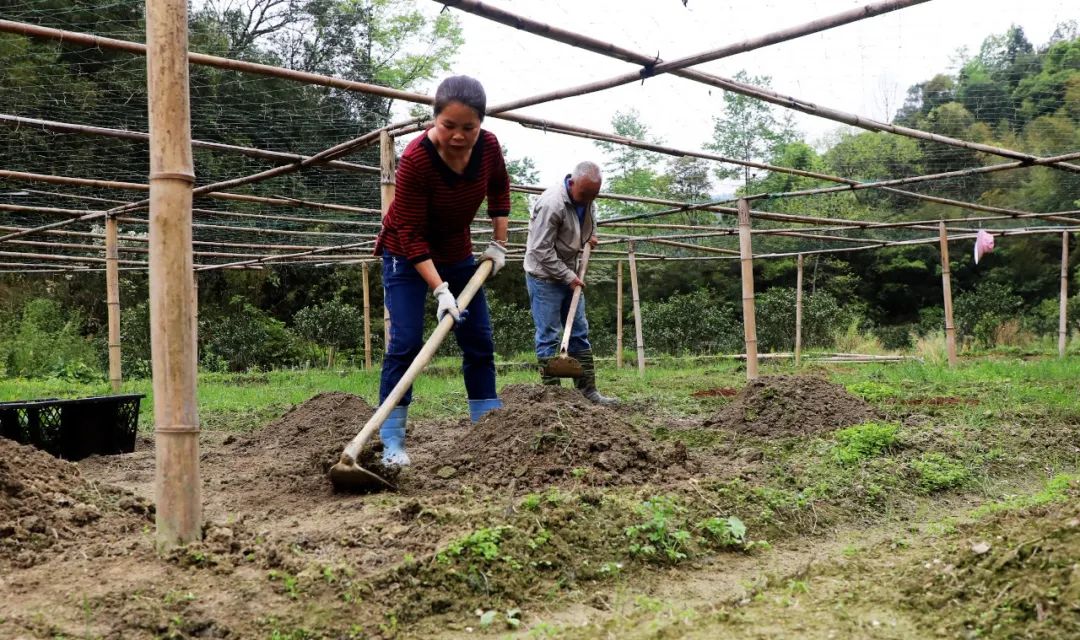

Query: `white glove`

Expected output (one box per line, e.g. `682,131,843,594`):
481,240,506,276
432,282,462,324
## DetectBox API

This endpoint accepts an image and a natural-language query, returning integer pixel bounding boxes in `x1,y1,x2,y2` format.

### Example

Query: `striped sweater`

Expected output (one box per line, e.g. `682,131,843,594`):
375,128,511,265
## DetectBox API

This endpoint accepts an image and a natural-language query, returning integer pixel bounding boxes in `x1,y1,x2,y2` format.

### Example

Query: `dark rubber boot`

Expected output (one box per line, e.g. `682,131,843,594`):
570,349,618,405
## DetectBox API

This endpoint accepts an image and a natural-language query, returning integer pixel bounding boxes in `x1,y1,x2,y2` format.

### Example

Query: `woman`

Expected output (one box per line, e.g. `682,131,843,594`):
373,75,510,467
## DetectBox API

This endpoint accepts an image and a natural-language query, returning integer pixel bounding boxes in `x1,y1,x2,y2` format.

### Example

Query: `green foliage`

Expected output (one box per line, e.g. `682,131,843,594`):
706,70,797,190
954,281,1024,347
911,452,971,493
200,297,301,372
845,381,900,403
488,299,535,358
293,299,362,366
0,298,101,380
697,516,747,548
640,289,741,355
624,496,692,564
754,287,855,352
437,526,509,564
833,422,900,465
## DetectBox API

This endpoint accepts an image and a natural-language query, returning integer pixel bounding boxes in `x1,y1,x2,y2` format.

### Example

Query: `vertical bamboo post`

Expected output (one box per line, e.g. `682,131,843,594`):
148,0,200,549
105,214,122,392
380,131,395,350
738,199,759,380
795,253,804,367
616,260,624,369
939,222,958,368
1060,231,1069,358
627,243,645,375
362,261,372,369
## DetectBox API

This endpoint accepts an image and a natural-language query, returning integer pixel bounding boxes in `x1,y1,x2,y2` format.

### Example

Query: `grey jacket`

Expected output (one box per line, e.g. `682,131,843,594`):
524,179,596,284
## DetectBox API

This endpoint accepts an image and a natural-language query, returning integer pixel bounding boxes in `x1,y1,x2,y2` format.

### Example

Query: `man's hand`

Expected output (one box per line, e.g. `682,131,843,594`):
432,282,463,324
570,276,585,290
481,240,507,276
589,234,599,248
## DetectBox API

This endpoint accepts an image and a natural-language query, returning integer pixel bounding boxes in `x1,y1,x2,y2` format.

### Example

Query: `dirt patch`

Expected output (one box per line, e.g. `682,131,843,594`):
901,396,979,406
705,375,875,437
0,438,152,571
692,387,739,398
411,384,693,490
900,480,1080,638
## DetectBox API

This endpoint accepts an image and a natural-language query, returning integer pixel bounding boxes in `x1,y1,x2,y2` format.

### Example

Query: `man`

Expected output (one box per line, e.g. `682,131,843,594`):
524,161,617,405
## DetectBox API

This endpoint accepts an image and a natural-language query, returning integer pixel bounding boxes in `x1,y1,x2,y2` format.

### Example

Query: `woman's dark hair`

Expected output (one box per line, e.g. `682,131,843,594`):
433,75,486,120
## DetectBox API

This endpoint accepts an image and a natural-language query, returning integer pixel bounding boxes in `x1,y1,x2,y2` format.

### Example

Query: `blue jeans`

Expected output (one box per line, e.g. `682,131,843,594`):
380,254,496,405
526,273,590,358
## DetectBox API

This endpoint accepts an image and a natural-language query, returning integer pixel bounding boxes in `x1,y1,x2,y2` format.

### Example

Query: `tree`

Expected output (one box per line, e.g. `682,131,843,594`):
503,147,539,220
593,109,669,218
705,70,797,192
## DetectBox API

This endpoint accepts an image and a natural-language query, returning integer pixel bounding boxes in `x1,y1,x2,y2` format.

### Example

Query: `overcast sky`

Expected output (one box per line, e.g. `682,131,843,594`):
397,0,1072,189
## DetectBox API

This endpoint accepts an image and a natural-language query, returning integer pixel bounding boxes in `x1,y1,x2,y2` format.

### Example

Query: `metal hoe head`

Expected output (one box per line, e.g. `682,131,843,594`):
329,454,395,492
542,353,583,379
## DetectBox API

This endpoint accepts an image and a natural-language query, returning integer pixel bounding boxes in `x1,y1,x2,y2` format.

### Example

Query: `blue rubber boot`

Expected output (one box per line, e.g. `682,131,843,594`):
468,398,503,423
379,406,410,467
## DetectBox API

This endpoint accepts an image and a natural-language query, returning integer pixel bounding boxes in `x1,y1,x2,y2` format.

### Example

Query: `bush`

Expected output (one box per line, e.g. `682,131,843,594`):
293,299,363,367
755,287,857,352
0,298,101,379
874,324,915,350
199,297,301,372
120,301,152,379
640,288,742,355
954,281,1023,347
488,299,535,358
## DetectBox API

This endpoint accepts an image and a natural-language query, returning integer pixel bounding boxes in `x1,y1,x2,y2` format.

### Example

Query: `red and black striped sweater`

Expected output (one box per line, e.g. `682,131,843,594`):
375,128,511,265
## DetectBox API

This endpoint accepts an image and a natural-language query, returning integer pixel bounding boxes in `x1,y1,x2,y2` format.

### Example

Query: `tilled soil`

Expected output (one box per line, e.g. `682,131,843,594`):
705,374,876,437
410,384,692,490
0,438,153,571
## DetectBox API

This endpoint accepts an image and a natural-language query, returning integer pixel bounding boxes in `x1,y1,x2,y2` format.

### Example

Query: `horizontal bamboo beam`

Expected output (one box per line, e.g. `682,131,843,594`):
0,113,378,174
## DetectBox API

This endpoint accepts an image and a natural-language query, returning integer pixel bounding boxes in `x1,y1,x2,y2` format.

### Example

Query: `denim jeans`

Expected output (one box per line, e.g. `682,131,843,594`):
526,273,590,358
380,254,496,405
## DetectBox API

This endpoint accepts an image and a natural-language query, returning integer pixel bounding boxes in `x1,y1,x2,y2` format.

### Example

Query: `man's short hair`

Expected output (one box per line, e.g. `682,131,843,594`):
571,161,601,183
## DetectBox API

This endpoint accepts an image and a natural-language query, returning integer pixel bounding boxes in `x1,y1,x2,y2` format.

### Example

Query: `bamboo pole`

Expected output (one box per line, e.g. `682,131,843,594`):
795,254,804,367
1060,231,1069,358
627,243,645,375
738,200,759,380
616,260,624,369
0,113,377,175
380,131,396,350
362,261,372,370
105,214,122,392
148,0,201,549
939,222,958,368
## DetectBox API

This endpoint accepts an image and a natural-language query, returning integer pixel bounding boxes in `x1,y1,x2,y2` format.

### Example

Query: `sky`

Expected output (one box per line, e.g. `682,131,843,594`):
397,0,1074,189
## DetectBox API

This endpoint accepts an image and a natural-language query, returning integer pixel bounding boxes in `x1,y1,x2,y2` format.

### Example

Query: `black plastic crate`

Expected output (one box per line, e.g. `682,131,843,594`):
0,394,145,460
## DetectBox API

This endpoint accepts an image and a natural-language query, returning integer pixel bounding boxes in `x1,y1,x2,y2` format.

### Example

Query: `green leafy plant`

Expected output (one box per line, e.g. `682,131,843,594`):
833,421,900,464
911,452,970,492
437,526,509,564
697,515,747,548
624,496,692,564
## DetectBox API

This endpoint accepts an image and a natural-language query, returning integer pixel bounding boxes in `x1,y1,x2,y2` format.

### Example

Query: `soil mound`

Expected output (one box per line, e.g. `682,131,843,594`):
229,391,402,492
419,384,692,490
705,375,875,437
0,438,152,569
